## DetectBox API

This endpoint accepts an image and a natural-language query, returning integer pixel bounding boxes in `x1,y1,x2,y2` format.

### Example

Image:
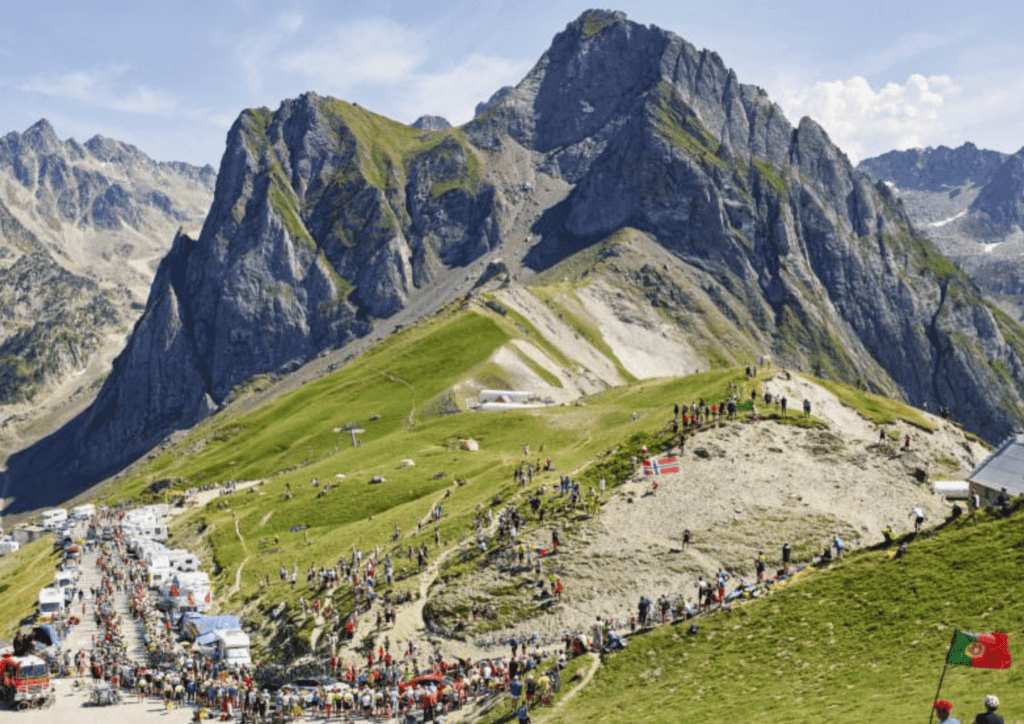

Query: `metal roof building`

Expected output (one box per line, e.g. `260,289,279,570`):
968,434,1024,502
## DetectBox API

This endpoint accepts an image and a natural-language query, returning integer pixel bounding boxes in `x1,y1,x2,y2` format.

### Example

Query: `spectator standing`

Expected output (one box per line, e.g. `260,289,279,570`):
934,700,961,724
910,506,926,533
974,695,1004,724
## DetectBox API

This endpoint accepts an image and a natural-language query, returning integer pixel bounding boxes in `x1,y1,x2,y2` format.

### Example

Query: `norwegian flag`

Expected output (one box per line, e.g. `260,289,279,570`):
642,456,680,475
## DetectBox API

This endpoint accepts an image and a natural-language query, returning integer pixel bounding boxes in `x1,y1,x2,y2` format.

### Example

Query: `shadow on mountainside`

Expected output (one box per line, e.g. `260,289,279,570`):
0,404,161,516
521,198,596,272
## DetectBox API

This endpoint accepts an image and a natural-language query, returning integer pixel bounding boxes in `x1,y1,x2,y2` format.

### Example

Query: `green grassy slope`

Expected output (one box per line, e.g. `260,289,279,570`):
0,538,61,639
538,511,1024,724
85,302,773,648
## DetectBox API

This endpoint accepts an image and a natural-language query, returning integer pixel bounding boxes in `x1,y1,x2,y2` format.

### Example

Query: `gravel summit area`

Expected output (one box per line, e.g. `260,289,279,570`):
423,373,986,653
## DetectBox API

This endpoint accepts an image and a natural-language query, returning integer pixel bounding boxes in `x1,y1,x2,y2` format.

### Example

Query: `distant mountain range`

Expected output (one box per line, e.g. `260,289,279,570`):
6,9,1024,512
858,143,1024,317
0,119,215,464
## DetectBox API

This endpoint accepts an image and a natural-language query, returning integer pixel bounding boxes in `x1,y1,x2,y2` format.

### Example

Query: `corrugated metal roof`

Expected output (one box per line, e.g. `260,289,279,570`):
968,435,1024,495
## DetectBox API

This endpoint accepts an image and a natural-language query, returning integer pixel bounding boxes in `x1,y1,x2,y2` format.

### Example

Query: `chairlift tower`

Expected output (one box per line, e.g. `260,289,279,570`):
342,423,365,448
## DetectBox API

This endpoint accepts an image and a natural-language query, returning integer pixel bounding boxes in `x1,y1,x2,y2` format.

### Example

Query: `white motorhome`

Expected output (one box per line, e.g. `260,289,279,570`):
147,560,174,589
0,539,19,556
167,550,200,572
37,588,64,618
71,504,96,520
40,510,68,531
138,523,168,542
158,572,212,611
210,629,251,668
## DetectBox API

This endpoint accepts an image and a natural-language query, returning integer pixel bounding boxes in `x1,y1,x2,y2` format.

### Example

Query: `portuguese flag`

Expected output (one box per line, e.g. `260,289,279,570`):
947,629,1012,669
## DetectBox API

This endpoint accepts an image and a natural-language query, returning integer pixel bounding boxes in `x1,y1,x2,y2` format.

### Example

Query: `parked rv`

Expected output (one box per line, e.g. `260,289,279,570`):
39,510,67,531
71,504,96,520
37,588,64,620
195,629,251,668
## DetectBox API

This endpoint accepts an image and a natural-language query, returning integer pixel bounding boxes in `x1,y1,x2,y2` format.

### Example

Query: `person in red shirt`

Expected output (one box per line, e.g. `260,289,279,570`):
935,700,961,724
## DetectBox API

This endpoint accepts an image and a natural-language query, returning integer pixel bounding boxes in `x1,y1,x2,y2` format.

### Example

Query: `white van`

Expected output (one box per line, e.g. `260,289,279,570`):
40,510,68,531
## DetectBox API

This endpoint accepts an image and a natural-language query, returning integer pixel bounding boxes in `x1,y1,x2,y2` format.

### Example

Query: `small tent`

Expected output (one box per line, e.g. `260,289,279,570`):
32,624,61,649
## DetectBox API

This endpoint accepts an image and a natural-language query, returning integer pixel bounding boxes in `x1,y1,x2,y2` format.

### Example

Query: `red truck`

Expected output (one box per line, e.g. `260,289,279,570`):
0,653,54,709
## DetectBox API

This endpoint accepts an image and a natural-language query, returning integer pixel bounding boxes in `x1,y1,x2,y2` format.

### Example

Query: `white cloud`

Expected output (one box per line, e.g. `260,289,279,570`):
280,18,424,86
272,18,528,126
238,12,306,90
400,53,527,125
779,74,957,163
19,67,181,116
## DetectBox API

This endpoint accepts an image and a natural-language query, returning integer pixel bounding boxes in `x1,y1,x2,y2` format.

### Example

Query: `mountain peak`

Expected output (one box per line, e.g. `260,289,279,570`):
84,134,147,165
570,9,628,38
22,118,61,153
7,9,1024,514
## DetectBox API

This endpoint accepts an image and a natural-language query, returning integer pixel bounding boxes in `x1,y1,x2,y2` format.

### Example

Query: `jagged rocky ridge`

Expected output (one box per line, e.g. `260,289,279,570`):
6,9,1024,511
0,120,215,442
859,143,1024,315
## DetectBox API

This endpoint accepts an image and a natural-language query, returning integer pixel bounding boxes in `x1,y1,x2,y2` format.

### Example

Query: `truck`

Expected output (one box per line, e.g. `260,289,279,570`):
0,653,53,709
195,629,251,669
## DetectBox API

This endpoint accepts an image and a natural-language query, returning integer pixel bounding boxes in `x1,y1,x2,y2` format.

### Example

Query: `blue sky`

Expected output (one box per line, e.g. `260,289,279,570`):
3,1,1023,166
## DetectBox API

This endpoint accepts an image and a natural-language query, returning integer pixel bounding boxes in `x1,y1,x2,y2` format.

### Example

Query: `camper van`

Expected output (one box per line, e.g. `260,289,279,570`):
132,523,168,542
195,629,251,668
37,588,64,620
40,510,67,531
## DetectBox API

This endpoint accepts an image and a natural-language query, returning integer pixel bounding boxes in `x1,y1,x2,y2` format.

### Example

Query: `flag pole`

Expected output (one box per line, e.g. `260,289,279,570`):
929,628,959,724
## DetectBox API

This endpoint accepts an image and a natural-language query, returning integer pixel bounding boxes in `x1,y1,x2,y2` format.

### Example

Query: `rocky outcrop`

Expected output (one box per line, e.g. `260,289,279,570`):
411,116,452,131
6,9,1024,511
2,96,504,509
